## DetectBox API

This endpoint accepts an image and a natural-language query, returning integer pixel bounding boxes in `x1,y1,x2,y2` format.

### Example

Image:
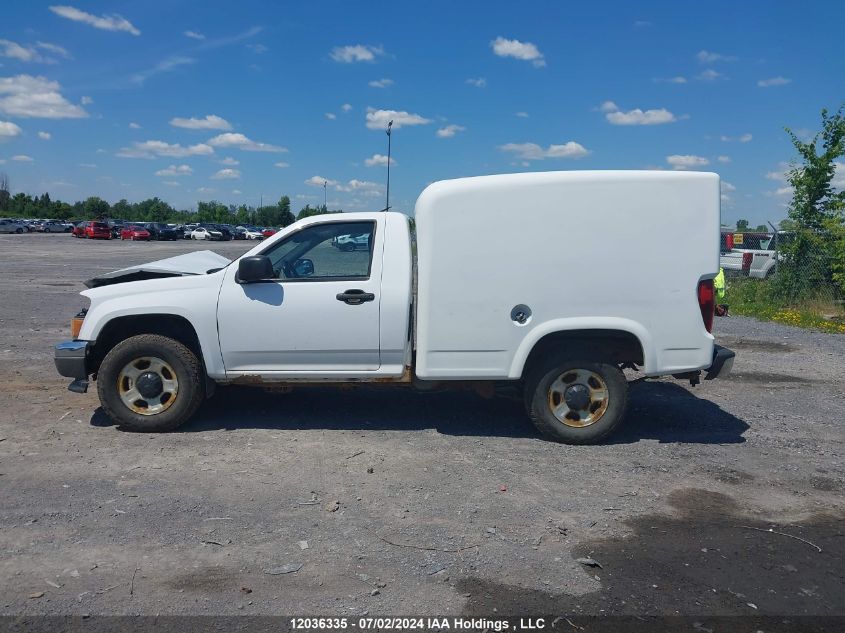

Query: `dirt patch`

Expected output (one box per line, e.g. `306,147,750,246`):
459,488,845,618
720,337,798,353
728,371,816,385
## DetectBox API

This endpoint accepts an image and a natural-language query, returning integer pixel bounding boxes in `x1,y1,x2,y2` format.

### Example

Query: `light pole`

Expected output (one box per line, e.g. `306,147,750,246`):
385,120,393,212
323,180,327,211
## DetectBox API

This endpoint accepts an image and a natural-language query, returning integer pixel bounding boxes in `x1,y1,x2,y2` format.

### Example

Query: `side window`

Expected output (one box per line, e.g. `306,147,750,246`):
262,221,375,280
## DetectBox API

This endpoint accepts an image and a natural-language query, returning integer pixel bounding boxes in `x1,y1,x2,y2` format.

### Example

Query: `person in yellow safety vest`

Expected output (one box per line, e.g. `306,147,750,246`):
714,267,728,316
714,267,726,301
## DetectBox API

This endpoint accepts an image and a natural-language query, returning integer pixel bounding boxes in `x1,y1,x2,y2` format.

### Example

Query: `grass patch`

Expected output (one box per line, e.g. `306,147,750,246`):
724,276,845,333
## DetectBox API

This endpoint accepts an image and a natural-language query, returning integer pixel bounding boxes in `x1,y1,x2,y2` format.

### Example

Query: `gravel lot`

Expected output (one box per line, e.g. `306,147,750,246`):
0,233,843,619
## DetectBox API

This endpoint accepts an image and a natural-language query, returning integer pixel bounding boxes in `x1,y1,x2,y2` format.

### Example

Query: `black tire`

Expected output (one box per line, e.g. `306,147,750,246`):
15,227,23,234
525,357,628,444
97,334,205,432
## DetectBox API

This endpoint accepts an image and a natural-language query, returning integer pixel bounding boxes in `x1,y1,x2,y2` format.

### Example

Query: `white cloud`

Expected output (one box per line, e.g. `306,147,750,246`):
721,181,736,192
12,154,34,162
365,107,431,130
207,132,286,152
364,153,395,167
184,30,205,40
0,39,71,64
155,164,193,177
117,140,214,159
305,175,381,193
697,69,723,81
219,156,239,165
197,187,215,193
499,141,590,160
211,168,240,180
37,130,50,140
0,75,87,119
330,44,384,63
341,103,352,112
666,154,709,170
80,95,93,105
170,114,232,130
757,76,791,88
131,56,194,84
49,5,140,36
274,161,289,168
129,122,141,129
832,162,845,188
721,133,752,143
466,77,486,88
515,111,529,118
491,37,545,67
368,78,393,88
162,180,180,186
696,50,735,64
246,43,268,54
305,175,338,188
325,112,336,120
436,124,466,138
601,101,677,125
0,120,23,139
717,155,731,163
653,76,687,84
232,189,242,195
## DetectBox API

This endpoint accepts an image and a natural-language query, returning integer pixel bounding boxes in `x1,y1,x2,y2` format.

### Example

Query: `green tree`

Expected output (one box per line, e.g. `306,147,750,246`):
735,219,749,231
755,224,768,232
775,103,845,300
0,172,9,212
83,196,110,219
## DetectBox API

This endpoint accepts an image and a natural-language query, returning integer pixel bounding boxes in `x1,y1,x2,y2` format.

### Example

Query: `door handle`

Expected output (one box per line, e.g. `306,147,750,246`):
336,289,375,305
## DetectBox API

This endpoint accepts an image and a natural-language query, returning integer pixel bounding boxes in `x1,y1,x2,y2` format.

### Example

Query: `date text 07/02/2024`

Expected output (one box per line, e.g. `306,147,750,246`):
289,617,547,631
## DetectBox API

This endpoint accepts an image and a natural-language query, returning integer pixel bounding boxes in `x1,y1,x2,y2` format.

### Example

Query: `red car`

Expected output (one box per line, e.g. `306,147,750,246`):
262,227,278,238
77,221,112,239
120,225,151,241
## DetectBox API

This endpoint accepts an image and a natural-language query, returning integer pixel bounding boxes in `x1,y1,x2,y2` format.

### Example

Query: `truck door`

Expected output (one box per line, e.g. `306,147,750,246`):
217,219,382,373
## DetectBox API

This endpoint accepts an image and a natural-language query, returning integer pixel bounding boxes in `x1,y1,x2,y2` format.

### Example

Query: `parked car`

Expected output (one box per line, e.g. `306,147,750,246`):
0,219,27,234
54,170,734,444
720,231,791,279
333,232,371,251
242,227,264,240
182,224,198,239
191,226,224,241
71,222,86,238
261,227,278,238
212,224,235,241
79,221,112,239
144,222,181,241
120,225,151,241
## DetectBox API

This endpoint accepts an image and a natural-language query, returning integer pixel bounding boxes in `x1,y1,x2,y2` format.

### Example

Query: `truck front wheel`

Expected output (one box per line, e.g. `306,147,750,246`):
525,358,628,444
97,334,205,432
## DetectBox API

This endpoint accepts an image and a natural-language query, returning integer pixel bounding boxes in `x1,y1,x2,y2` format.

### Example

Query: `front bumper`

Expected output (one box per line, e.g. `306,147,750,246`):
55,340,91,393
704,344,735,380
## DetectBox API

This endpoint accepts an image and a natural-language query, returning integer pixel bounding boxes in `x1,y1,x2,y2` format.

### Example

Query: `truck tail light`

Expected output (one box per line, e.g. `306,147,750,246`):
726,233,734,250
742,252,753,272
698,280,715,333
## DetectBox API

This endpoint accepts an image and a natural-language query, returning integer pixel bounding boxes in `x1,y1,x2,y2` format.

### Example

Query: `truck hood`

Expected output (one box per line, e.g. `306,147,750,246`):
84,250,232,288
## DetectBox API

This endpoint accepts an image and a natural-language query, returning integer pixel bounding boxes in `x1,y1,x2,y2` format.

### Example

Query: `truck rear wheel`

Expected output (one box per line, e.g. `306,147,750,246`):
97,334,205,432
525,358,628,444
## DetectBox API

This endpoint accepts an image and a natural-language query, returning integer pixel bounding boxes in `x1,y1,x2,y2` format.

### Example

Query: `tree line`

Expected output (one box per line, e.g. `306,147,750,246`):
0,180,339,227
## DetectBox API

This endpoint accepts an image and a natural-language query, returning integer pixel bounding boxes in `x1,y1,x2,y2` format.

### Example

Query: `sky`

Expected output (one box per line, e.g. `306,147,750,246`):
1,1,843,226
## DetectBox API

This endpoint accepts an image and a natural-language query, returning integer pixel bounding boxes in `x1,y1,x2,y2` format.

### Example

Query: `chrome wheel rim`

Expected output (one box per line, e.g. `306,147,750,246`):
117,356,179,415
547,369,609,427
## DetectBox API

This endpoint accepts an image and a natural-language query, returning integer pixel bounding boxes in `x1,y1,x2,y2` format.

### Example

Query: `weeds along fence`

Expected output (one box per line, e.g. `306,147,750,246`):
721,226,845,324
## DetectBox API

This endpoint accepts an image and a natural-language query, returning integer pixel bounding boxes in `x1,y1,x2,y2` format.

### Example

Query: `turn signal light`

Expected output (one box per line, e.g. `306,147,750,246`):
70,308,87,339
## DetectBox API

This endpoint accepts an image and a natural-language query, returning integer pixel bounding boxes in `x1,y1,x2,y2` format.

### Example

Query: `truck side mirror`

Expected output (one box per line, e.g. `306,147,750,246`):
237,256,275,283
293,258,314,277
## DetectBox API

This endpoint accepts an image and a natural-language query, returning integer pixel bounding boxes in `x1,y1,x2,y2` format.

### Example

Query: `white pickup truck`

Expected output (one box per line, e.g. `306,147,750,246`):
54,171,734,444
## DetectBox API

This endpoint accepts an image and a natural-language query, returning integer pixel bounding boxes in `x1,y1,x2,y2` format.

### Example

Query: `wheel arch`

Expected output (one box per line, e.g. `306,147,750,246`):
510,319,653,379
89,314,204,376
